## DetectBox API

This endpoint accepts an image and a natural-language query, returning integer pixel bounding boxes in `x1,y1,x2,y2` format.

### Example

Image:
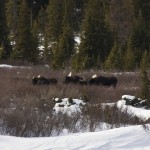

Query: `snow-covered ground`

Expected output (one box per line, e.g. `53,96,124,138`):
103,95,150,121
0,64,32,69
53,97,86,115
0,95,150,150
0,125,150,150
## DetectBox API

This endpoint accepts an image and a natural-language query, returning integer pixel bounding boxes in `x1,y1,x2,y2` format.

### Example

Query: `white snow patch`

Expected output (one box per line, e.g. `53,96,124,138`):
122,95,136,100
53,98,86,115
0,125,150,150
0,64,14,68
116,100,150,120
92,74,97,78
103,95,150,121
0,64,31,69
74,36,81,45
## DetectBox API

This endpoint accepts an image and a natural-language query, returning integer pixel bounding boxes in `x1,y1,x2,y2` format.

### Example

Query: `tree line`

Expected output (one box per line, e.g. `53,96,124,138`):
0,0,150,71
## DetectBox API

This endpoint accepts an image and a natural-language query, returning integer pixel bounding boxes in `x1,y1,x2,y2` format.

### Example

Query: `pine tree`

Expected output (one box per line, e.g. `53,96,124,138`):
37,7,47,34
130,0,150,67
45,0,64,66
140,51,150,71
0,43,4,59
130,12,145,67
139,51,150,106
0,0,11,59
74,0,113,70
52,23,74,69
11,0,39,63
140,70,150,105
6,0,18,36
36,7,49,63
107,0,134,45
140,39,150,106
73,0,87,31
46,0,64,42
124,37,136,71
105,40,122,70
32,20,40,63
71,52,81,71
140,50,150,103
46,0,75,68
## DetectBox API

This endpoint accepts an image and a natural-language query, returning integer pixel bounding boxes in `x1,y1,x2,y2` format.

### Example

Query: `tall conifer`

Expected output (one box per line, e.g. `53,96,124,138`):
46,0,63,42
45,0,64,66
140,52,150,104
130,0,150,67
74,0,113,70
11,0,38,63
124,37,136,71
140,51,150,72
105,40,122,70
0,0,11,59
52,23,74,69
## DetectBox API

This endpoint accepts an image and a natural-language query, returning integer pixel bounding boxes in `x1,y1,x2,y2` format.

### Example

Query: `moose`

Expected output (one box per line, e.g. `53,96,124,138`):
64,72,83,84
88,75,118,88
64,75,83,84
32,75,57,85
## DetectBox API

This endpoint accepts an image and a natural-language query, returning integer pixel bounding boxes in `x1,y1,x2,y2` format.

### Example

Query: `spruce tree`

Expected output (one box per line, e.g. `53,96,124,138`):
105,40,122,70
140,51,150,105
74,0,113,70
37,7,47,34
46,0,75,68
108,0,134,44
46,0,63,42
37,7,49,63
73,0,87,31
11,0,39,63
0,0,11,59
32,20,40,63
140,51,150,71
124,37,136,71
140,51,150,104
130,12,145,67
52,23,74,69
45,0,64,66
140,70,150,105
6,0,18,36
0,43,4,59
130,0,150,67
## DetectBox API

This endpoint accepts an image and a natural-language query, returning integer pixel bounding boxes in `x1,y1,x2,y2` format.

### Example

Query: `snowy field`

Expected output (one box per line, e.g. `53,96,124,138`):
0,92,150,150
0,64,150,150
0,125,150,150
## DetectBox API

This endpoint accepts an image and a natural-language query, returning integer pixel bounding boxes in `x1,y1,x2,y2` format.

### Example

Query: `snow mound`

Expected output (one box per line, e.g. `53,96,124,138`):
103,95,150,121
122,95,136,101
0,125,150,150
117,95,150,120
53,98,86,114
0,64,13,68
0,64,31,69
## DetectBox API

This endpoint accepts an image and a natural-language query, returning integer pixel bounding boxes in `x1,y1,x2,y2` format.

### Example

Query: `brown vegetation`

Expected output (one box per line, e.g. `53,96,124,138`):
0,65,149,137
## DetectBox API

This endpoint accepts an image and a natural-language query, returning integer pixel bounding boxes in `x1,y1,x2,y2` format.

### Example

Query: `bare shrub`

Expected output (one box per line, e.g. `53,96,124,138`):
142,124,150,132
81,103,145,131
0,65,148,137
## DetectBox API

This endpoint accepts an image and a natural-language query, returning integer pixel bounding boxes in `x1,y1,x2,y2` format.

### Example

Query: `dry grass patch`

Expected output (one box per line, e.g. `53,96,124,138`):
0,65,149,137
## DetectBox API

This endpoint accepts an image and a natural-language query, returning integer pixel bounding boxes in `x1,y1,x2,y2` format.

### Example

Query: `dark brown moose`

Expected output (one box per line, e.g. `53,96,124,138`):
32,75,57,85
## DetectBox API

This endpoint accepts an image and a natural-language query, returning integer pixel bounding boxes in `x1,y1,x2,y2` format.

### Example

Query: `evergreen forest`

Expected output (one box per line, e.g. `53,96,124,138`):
0,0,150,71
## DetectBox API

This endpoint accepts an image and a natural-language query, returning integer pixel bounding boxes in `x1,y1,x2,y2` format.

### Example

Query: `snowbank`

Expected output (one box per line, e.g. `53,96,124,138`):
0,125,150,150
